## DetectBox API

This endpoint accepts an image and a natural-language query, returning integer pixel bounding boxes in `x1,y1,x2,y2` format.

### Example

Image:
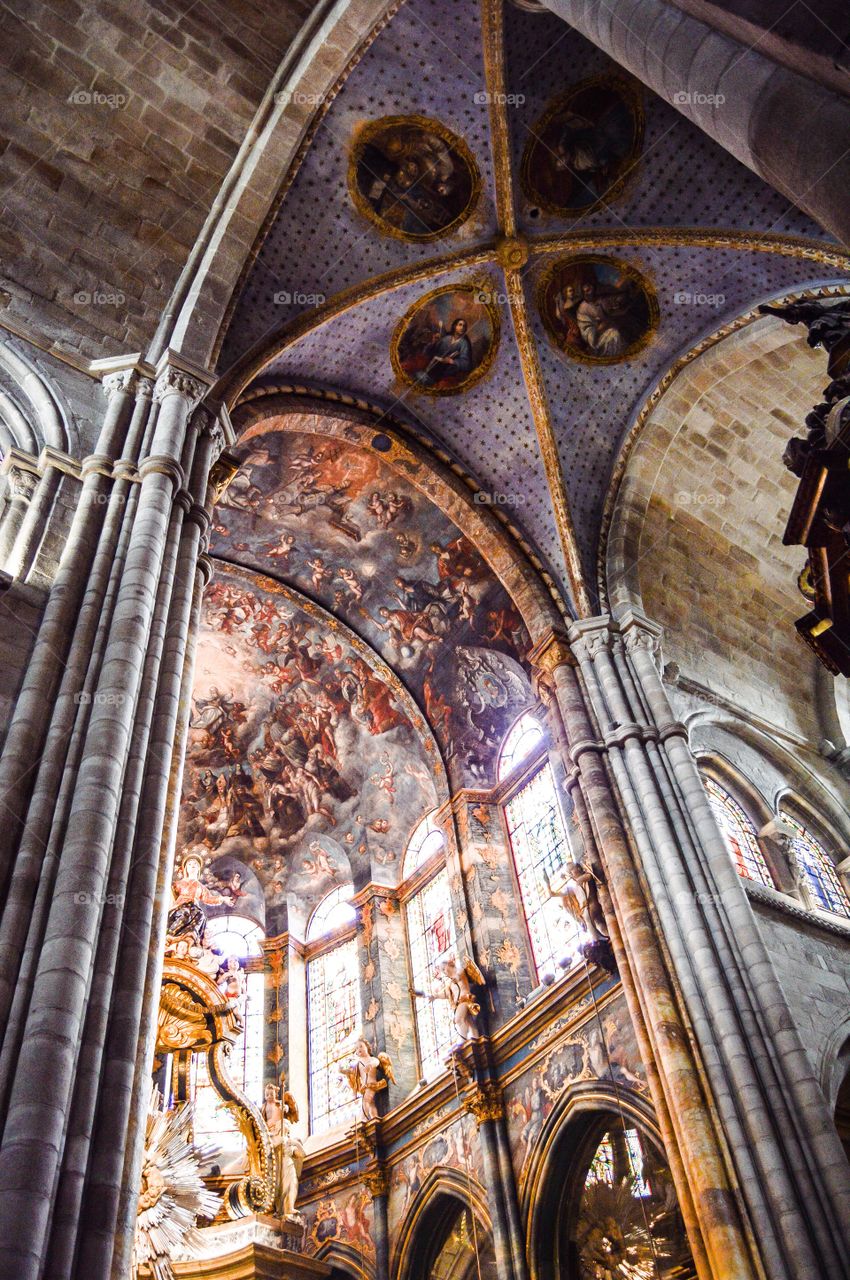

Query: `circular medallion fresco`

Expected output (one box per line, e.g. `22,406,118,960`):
349,115,481,242
538,255,659,364
391,283,501,394
521,77,644,217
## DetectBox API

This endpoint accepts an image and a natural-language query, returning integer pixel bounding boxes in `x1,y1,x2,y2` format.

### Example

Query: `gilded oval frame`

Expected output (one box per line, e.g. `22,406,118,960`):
520,74,645,219
348,114,482,243
390,279,502,395
537,253,659,366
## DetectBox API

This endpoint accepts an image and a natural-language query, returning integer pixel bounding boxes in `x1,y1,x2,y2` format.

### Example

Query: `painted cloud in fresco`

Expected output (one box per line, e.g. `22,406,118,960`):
210,423,533,786
177,564,440,927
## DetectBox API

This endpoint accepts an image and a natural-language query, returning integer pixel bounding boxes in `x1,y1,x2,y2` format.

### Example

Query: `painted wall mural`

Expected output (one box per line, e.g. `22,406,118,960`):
520,76,644,216
388,1110,484,1240
300,1185,375,1258
391,284,500,394
349,115,481,241
177,563,440,929
504,994,648,1189
211,422,533,786
538,254,658,364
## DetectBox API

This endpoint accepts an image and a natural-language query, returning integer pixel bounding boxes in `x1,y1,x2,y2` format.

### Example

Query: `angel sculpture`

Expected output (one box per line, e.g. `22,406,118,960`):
342,1039,396,1121
262,1080,304,1217
132,1087,220,1280
418,955,486,1043
550,861,609,942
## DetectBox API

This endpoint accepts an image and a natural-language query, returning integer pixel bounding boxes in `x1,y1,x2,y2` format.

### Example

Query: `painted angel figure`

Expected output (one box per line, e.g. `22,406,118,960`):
418,955,485,1043
549,861,609,942
342,1039,396,1121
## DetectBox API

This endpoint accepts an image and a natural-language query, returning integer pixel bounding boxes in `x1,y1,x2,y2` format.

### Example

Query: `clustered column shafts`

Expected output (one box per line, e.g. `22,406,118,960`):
0,358,225,1280
566,613,850,1280
0,461,37,564
538,678,705,1275
541,646,752,1280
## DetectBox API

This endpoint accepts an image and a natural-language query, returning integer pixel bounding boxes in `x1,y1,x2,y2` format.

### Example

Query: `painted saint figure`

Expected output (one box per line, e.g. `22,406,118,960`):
342,1039,396,1121
415,319,473,386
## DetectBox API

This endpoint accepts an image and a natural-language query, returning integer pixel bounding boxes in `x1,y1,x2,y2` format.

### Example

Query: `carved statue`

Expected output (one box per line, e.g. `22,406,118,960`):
166,850,225,944
262,1081,304,1217
549,861,609,942
760,298,850,359
342,1039,396,1121
418,955,486,1043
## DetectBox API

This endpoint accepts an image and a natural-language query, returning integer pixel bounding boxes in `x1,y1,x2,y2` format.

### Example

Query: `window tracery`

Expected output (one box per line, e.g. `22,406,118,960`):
782,812,850,918
703,775,774,887
403,812,457,1079
306,885,361,1134
503,758,580,982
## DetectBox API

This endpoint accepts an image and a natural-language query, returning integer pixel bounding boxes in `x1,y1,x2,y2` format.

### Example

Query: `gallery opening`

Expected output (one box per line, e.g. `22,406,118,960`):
1,1,850,1278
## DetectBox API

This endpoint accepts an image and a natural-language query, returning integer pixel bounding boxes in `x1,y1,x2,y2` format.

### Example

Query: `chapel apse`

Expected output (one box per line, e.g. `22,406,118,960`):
210,417,534,787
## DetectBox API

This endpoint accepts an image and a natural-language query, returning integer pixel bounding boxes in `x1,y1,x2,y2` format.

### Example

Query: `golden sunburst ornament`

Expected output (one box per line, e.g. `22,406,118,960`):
132,1087,221,1280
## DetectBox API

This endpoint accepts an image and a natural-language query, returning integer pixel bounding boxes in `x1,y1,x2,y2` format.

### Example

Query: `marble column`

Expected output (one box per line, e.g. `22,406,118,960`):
463,1081,526,1280
0,353,228,1280
363,1164,390,1280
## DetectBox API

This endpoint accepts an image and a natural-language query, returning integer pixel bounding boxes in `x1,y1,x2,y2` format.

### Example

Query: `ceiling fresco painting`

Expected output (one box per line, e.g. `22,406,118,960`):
217,0,850,611
349,115,481,242
519,76,645,218
178,563,441,932
391,282,501,393
210,422,534,788
538,255,659,364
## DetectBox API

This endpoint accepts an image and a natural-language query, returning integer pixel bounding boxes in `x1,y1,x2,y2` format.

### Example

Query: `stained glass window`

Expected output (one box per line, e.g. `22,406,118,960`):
307,937,361,1133
192,916,264,1159
306,883,356,941
783,813,850,918
499,711,544,781
403,810,446,878
406,866,457,1078
504,761,581,981
703,776,774,887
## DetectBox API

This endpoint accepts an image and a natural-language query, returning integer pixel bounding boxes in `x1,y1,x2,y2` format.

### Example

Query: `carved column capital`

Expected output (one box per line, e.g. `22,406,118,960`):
102,369,139,401
464,1080,503,1125
7,465,38,500
153,366,207,406
363,1163,390,1199
208,448,240,503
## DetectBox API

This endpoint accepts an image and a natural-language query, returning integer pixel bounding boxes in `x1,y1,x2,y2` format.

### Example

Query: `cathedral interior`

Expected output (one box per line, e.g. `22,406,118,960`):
2,1,850,1278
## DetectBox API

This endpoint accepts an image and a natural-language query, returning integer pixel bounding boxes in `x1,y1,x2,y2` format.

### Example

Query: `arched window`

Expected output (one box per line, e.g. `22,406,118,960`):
500,715,580,982
499,711,545,779
192,915,265,1158
703,775,775,887
306,885,361,1134
403,813,456,1080
782,812,850,918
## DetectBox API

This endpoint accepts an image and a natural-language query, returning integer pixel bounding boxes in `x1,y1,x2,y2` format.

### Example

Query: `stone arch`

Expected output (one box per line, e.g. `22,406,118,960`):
601,283,850,749
157,0,400,369
0,338,73,456
523,1080,662,1280
316,1240,375,1280
224,391,566,643
694,750,774,830
393,1166,491,1280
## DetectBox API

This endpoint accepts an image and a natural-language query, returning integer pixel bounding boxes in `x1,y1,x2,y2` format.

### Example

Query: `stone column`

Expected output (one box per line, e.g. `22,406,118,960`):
363,1164,390,1280
0,354,228,1280
463,1081,526,1280
0,456,37,566
532,630,748,1280
5,446,71,581
540,0,850,245
563,614,850,1280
